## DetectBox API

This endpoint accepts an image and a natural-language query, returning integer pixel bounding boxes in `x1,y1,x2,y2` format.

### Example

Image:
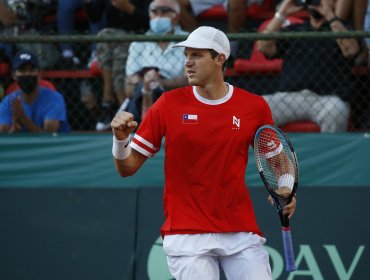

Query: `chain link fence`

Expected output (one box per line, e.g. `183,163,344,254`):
1,32,370,131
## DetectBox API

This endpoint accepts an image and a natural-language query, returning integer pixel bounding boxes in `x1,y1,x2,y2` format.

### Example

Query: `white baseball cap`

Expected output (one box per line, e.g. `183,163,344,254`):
173,26,231,59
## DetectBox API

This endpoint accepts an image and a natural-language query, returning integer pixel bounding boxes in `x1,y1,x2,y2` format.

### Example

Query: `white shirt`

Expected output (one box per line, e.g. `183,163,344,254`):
125,26,188,79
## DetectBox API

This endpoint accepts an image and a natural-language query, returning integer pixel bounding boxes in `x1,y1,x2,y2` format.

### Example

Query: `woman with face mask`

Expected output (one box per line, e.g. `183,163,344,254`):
0,52,70,133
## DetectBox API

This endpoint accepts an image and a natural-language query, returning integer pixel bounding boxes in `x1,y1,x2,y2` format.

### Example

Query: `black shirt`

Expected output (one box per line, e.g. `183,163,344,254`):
85,0,150,33
276,21,354,101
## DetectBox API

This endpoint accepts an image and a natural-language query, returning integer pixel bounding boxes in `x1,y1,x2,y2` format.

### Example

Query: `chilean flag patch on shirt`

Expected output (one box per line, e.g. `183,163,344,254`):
183,114,198,124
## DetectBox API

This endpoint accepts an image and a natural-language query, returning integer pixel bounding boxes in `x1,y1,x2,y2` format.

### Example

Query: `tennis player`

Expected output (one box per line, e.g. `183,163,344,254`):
111,26,297,279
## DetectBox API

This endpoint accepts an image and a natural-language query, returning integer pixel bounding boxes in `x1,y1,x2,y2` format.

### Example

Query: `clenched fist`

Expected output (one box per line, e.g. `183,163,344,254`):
111,111,138,140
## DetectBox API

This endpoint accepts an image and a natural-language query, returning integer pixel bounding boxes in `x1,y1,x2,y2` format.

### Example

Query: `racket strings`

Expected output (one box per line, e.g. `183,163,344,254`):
257,129,295,193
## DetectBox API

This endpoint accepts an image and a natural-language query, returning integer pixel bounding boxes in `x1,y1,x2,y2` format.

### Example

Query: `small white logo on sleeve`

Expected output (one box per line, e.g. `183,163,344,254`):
232,116,240,129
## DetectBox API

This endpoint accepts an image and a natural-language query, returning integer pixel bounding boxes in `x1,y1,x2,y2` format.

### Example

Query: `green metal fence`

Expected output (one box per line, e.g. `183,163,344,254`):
1,32,370,131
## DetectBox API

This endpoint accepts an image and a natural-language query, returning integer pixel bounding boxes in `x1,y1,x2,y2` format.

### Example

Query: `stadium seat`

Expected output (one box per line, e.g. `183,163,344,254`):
196,1,308,22
197,0,275,21
280,121,321,133
233,17,304,75
89,58,102,77
0,62,10,76
43,7,89,26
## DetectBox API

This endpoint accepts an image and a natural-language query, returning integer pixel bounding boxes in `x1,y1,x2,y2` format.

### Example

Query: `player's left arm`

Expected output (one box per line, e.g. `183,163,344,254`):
267,148,297,219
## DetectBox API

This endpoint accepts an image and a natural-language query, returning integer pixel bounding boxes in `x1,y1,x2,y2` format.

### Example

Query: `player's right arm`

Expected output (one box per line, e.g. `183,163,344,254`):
111,112,147,177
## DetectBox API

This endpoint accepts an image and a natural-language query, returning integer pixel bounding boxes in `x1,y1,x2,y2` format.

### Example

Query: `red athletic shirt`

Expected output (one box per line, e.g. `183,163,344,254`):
130,84,274,236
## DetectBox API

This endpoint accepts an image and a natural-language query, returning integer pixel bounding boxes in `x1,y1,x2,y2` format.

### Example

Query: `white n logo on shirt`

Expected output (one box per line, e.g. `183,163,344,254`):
233,116,240,129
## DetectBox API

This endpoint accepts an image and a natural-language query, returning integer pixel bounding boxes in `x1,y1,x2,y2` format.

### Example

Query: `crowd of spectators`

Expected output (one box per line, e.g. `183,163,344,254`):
0,0,369,133
124,0,188,124
258,0,364,132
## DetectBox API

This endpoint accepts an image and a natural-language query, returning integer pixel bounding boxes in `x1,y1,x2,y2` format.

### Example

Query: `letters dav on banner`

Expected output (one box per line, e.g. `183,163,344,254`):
147,238,366,280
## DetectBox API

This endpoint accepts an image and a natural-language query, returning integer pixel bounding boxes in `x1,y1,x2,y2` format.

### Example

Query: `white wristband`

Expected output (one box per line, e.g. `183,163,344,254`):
112,135,131,160
274,11,286,23
278,174,294,190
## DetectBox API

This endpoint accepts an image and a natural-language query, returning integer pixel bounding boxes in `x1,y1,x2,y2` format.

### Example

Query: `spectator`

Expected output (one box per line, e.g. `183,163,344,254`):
0,0,17,62
364,0,370,48
0,52,70,133
178,0,267,32
78,79,104,130
124,0,188,123
335,0,368,66
178,0,269,59
0,0,59,69
6,77,56,94
335,0,368,31
257,0,361,132
57,0,106,67
84,0,151,131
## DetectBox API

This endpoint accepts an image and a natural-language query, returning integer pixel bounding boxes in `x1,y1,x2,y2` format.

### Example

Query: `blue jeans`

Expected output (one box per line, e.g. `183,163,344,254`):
127,83,164,124
57,0,106,53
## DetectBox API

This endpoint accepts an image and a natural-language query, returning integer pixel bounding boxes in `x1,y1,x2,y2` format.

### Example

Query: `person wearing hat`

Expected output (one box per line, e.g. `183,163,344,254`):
0,52,70,133
124,0,188,124
110,26,297,279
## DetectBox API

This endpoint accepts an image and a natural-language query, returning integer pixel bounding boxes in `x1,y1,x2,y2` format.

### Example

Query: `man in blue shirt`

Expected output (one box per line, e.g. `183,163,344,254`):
0,52,70,133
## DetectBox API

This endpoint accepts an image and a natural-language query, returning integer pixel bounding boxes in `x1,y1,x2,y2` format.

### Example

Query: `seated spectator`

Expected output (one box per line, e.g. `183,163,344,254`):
0,52,70,133
84,0,151,131
0,0,59,69
335,0,367,30
335,0,368,66
124,0,188,123
257,0,360,132
178,0,270,60
78,79,104,130
178,0,267,32
364,0,370,49
57,0,106,67
0,0,16,62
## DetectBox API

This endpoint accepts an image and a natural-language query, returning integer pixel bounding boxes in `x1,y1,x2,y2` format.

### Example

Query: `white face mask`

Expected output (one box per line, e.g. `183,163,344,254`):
150,17,172,35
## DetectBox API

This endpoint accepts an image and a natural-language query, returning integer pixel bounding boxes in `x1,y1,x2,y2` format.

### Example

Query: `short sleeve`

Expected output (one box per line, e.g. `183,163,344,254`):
130,94,167,157
125,42,143,76
0,95,14,126
43,91,68,122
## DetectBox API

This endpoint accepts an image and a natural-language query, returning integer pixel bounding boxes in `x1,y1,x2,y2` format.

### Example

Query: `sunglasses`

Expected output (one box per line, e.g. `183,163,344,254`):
149,6,176,14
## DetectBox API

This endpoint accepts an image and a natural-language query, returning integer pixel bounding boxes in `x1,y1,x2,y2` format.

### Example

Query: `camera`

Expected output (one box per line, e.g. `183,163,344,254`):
294,0,320,6
7,0,57,28
7,0,28,21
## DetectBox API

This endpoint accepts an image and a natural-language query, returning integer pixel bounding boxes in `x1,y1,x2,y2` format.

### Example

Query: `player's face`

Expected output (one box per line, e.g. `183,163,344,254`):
184,48,217,86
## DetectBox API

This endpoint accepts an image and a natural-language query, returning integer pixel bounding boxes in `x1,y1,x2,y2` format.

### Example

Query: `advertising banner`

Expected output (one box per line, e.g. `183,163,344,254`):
140,187,369,280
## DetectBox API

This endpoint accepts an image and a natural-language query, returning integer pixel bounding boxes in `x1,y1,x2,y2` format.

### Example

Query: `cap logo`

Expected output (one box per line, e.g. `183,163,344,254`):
19,53,31,60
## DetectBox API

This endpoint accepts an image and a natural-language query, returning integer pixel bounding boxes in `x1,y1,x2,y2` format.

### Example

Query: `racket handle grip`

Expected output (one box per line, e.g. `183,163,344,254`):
282,227,297,272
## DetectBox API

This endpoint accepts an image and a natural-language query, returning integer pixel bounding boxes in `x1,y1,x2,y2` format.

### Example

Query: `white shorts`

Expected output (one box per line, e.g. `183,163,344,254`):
163,232,272,280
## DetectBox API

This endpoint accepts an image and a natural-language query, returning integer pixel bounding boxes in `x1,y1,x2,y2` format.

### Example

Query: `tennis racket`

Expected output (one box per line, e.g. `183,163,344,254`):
254,125,298,272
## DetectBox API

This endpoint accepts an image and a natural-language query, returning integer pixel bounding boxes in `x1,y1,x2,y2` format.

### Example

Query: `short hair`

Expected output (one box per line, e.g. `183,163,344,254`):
209,49,227,71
